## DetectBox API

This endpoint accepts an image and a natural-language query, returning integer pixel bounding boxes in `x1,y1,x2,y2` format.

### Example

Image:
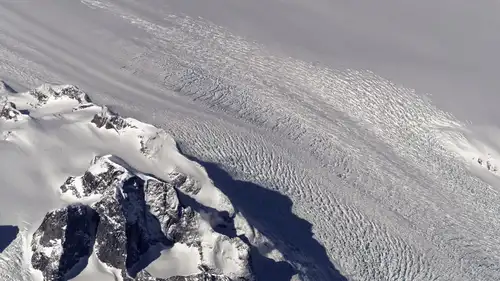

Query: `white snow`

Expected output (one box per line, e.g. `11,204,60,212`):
0,1,500,281
0,85,257,280
199,219,250,279
146,243,201,278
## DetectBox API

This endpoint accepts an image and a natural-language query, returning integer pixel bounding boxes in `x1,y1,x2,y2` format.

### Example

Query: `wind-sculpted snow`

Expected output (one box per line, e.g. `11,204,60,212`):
0,1,500,281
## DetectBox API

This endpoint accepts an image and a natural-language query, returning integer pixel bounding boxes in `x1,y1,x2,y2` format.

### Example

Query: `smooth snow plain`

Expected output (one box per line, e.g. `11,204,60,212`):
1,1,500,281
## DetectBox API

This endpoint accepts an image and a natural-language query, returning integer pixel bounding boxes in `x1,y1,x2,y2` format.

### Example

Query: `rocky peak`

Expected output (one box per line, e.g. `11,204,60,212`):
0,100,22,121
31,205,99,281
60,156,128,198
29,84,92,106
91,106,132,131
33,155,253,280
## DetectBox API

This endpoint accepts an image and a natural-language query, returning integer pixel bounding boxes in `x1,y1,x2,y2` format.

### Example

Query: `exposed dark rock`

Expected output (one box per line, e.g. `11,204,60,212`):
0,101,21,121
167,207,202,247
135,270,232,281
29,85,91,105
93,176,172,278
31,204,99,281
60,158,126,198
167,172,188,188
168,171,201,195
91,107,131,131
72,103,94,111
145,179,181,236
41,155,252,280
59,85,92,103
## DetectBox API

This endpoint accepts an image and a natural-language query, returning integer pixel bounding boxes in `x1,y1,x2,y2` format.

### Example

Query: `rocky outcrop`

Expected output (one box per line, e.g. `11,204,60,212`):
33,155,253,281
59,156,127,198
91,106,133,131
29,84,91,106
93,175,172,278
136,271,232,281
31,205,99,281
0,101,22,121
144,178,181,236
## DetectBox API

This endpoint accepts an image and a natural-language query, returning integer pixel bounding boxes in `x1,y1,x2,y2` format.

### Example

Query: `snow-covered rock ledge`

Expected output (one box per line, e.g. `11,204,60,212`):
0,82,286,281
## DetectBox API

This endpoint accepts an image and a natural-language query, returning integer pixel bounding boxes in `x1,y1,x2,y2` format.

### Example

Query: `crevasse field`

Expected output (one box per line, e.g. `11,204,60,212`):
1,1,500,281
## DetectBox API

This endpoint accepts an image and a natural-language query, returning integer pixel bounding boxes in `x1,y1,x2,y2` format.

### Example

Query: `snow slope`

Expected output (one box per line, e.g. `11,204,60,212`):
0,84,284,281
1,1,500,281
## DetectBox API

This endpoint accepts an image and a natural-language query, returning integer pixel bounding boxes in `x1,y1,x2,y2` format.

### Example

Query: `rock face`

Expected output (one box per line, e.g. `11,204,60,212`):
59,156,127,198
33,155,253,281
91,106,132,131
29,84,92,106
144,179,181,236
0,101,22,121
93,175,172,279
136,271,232,281
31,205,99,281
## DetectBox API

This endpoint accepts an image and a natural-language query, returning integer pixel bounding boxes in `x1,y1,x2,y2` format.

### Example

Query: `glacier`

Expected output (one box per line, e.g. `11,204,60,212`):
1,1,500,281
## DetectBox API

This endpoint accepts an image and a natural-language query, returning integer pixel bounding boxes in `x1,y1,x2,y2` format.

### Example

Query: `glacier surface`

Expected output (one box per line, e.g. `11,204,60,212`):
1,1,500,281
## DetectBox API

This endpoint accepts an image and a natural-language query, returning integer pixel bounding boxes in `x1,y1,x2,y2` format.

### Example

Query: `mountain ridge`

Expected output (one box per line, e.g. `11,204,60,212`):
0,84,295,281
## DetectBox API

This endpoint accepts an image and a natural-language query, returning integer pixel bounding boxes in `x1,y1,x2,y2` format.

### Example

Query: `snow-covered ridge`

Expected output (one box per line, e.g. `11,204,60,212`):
0,1,499,279
33,155,251,281
0,83,281,281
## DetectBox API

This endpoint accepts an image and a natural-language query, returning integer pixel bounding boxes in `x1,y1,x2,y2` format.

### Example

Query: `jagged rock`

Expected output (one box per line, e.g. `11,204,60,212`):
145,179,181,236
0,101,22,121
29,84,91,106
167,171,201,195
136,270,232,281
202,235,251,280
49,155,252,280
92,175,172,278
167,207,202,247
476,156,498,173
164,274,232,281
60,157,127,198
167,172,188,188
31,205,99,281
166,208,252,280
91,106,132,131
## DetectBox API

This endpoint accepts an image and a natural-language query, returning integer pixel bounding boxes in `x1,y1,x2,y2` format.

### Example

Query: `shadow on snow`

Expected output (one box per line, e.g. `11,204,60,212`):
178,146,347,281
0,225,19,253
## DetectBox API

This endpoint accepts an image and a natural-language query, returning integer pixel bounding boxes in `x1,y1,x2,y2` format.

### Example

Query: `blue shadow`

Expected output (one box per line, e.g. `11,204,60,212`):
179,147,347,281
0,225,19,253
